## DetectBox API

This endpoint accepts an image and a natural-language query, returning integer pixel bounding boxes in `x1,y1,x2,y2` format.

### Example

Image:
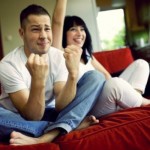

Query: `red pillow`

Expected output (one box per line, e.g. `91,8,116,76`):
93,48,134,74
55,105,150,150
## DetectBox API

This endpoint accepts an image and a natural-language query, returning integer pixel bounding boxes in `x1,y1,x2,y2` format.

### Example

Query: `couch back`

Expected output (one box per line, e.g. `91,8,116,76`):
93,47,134,74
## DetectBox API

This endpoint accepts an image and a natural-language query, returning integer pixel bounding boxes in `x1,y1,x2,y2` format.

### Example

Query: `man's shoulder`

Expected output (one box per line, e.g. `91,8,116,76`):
0,46,24,73
48,46,64,59
1,46,23,62
49,46,64,54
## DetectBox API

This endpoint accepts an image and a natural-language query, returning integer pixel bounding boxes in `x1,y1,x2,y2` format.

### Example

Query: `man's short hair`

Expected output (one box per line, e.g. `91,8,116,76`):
20,4,51,28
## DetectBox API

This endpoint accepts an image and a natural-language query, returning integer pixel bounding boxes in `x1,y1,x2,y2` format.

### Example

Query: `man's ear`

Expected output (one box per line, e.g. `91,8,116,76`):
19,28,24,38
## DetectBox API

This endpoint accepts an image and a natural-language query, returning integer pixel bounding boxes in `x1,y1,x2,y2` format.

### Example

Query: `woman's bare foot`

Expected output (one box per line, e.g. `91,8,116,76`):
76,115,99,130
141,97,150,106
10,129,60,145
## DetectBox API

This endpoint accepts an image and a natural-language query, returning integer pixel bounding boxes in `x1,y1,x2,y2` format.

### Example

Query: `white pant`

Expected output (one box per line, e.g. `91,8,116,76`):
90,59,150,117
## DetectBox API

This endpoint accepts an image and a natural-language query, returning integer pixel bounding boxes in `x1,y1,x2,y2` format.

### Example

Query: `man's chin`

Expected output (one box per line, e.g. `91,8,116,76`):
39,49,49,55
31,49,49,55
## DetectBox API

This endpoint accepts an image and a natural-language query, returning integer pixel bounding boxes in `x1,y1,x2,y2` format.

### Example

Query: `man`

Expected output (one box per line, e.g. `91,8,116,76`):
0,4,105,145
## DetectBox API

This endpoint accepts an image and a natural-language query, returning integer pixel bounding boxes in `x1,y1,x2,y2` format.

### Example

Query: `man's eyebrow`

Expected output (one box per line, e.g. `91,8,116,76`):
30,25,40,28
45,25,51,27
30,24,51,27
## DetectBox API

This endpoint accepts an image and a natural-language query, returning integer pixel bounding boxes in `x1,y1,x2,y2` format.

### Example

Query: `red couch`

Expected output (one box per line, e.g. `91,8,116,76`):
0,47,150,150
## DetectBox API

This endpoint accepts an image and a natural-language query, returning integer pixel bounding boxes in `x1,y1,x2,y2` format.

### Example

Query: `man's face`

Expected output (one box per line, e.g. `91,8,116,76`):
20,14,52,56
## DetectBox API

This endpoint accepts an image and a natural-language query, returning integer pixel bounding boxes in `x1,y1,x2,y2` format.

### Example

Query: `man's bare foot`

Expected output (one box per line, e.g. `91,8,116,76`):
9,116,99,145
9,131,39,145
10,129,60,145
76,115,99,130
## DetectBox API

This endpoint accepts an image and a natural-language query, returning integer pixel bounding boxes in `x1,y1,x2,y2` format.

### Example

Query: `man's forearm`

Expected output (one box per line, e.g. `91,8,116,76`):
55,74,78,111
22,79,46,120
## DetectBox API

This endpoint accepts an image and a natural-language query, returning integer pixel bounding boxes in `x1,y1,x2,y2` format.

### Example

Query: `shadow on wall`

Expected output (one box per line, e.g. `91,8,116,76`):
0,25,4,60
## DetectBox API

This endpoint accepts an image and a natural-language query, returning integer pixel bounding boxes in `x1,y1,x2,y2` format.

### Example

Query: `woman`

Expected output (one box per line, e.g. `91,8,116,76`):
52,1,150,118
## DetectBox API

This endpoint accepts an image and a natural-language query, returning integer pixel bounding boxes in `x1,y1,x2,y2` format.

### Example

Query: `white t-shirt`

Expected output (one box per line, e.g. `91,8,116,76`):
0,46,68,112
78,59,95,81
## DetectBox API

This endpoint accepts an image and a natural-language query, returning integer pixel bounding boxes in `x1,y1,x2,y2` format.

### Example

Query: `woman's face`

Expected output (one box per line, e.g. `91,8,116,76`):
66,25,86,48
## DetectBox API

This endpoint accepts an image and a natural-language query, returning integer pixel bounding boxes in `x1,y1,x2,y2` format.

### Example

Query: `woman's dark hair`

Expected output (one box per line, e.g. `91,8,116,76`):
20,4,50,28
63,16,93,64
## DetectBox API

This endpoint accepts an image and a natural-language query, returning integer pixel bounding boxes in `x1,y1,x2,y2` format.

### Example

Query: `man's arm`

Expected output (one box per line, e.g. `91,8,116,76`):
54,45,82,111
9,54,49,121
52,0,67,49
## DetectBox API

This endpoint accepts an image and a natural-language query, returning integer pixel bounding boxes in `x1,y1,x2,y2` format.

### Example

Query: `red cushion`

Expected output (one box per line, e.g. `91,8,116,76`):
0,143,60,150
93,48,134,74
1,106,150,150
55,105,150,150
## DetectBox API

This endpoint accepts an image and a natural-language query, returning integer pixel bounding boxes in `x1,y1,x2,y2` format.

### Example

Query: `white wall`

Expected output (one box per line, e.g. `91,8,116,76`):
0,0,100,55
67,0,101,52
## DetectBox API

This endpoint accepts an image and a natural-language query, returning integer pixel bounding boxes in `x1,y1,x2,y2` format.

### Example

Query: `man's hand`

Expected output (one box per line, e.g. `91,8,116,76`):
63,45,82,78
54,45,82,111
26,53,49,84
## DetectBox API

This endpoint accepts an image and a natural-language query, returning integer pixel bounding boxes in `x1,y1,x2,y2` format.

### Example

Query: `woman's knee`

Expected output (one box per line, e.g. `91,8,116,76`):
104,77,122,93
135,59,149,72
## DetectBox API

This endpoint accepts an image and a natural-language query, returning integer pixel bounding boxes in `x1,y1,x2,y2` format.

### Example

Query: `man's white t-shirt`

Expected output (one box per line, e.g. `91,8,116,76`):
0,46,68,112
